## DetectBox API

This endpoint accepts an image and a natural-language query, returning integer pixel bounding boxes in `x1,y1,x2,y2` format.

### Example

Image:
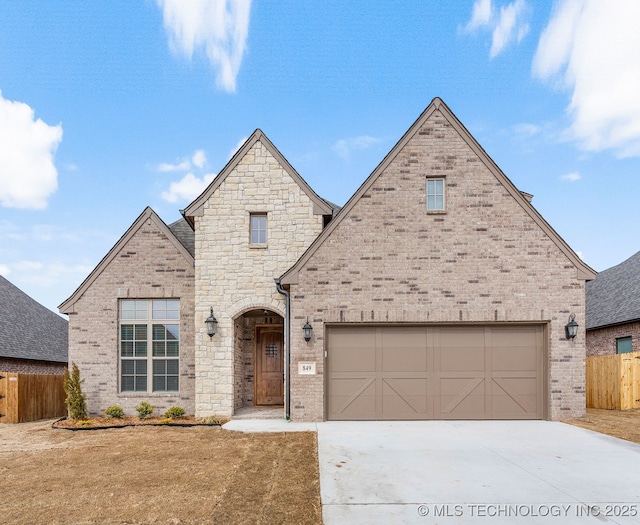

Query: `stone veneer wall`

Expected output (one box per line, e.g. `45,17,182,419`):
288,109,587,422
0,358,67,375
586,322,640,356
194,140,323,417
65,217,195,416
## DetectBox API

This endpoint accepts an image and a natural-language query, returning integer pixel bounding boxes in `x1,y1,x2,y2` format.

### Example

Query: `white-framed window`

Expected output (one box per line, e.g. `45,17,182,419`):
120,299,179,392
250,213,267,244
426,177,445,211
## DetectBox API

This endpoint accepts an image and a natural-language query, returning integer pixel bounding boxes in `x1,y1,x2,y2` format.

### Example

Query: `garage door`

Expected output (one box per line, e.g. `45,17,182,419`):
326,325,544,420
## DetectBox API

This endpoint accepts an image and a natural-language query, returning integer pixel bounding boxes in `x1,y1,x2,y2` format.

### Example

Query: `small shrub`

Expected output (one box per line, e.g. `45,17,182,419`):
198,415,225,425
104,405,125,419
78,419,93,426
158,418,172,425
136,401,154,419
63,362,88,421
164,406,186,419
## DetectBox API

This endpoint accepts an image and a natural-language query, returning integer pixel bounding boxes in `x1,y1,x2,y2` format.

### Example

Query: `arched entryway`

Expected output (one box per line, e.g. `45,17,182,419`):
233,308,284,412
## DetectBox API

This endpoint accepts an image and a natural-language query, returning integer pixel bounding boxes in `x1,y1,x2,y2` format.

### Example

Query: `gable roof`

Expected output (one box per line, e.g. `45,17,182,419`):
59,207,194,314
0,275,68,363
586,250,640,330
280,97,596,285
168,217,195,257
183,129,335,224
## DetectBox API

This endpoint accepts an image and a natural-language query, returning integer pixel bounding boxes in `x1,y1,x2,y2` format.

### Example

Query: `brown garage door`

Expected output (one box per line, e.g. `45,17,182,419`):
326,325,544,420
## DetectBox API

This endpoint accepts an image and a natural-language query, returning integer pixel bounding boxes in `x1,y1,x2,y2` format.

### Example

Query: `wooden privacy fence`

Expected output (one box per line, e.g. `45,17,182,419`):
586,351,640,410
0,372,66,423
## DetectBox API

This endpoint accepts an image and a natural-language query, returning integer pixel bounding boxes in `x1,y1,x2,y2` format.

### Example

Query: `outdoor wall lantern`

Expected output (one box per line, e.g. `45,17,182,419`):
303,318,313,342
205,307,218,338
565,313,578,340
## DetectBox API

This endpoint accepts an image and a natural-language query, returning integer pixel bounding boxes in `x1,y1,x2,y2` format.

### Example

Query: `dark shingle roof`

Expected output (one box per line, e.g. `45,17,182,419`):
168,218,195,257
586,250,640,330
0,275,68,363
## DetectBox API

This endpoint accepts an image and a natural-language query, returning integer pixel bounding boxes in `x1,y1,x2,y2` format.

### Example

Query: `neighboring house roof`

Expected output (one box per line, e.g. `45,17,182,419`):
280,97,596,285
59,207,194,314
0,275,68,363
183,129,337,224
168,218,195,257
586,250,640,330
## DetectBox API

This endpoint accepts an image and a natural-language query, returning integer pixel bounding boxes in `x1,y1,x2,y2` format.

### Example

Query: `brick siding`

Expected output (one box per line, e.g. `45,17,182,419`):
287,109,587,421
65,215,195,416
0,358,66,375
586,322,640,356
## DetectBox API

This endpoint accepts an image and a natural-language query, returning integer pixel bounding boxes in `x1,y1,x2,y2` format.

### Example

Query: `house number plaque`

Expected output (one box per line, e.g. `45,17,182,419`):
298,362,316,375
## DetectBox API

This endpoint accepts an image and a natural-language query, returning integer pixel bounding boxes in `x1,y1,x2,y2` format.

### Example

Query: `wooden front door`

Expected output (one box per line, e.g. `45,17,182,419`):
255,325,284,406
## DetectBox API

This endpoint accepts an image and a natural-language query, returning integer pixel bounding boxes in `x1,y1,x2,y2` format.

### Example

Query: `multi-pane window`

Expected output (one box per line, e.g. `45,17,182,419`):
616,336,632,354
120,300,179,392
250,213,267,244
426,178,445,211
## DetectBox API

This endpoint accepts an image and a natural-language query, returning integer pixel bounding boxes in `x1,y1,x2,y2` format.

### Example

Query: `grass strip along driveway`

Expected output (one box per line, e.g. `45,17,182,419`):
0,422,321,525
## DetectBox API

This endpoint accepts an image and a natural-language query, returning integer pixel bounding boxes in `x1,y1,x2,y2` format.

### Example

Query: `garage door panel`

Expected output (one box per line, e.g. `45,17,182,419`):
382,347,428,372
327,325,544,421
381,327,427,347
383,396,431,419
492,377,539,417
328,377,376,420
330,347,376,372
383,377,430,417
439,394,487,418
439,348,486,371
492,347,538,371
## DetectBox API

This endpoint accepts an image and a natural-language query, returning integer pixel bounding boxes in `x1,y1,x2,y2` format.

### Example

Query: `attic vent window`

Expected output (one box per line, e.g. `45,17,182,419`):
426,178,445,212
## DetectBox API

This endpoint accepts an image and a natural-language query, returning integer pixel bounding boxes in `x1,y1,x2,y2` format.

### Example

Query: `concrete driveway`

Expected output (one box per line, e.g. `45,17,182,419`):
317,420,640,524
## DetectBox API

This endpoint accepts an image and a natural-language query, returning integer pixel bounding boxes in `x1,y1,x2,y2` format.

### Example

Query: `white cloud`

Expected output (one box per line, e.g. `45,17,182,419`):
0,264,10,276
157,149,207,172
157,0,252,93
192,149,207,168
157,159,192,172
333,135,382,159
465,0,493,30
533,0,640,157
161,172,216,203
463,0,530,58
560,171,581,182
0,91,62,209
490,0,529,58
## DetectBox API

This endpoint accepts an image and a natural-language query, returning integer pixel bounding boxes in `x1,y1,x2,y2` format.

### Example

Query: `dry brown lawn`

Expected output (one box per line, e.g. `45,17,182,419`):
0,420,321,525
565,408,640,444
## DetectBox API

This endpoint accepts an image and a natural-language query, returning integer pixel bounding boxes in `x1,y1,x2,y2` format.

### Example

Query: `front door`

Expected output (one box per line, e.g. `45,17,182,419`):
255,325,284,406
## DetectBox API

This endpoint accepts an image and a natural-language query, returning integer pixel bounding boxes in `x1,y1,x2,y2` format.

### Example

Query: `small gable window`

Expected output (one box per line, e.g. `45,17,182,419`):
616,336,632,354
250,213,267,245
426,178,445,212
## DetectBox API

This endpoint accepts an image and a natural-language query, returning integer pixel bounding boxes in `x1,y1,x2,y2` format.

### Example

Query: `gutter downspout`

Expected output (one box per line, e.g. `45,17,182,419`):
274,278,291,420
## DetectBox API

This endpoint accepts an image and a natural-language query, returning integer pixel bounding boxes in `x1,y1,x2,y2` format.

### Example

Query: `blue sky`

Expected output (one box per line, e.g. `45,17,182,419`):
1,0,639,313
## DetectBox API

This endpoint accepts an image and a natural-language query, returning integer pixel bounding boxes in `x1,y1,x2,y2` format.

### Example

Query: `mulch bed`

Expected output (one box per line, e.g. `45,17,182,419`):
53,415,228,429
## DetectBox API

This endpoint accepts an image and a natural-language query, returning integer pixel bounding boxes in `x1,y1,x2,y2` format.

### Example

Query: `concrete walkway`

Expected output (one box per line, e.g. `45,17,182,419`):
317,420,640,524
222,418,317,432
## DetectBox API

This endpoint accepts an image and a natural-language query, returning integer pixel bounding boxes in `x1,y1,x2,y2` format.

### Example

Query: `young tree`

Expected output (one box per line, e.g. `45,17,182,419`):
63,362,87,420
